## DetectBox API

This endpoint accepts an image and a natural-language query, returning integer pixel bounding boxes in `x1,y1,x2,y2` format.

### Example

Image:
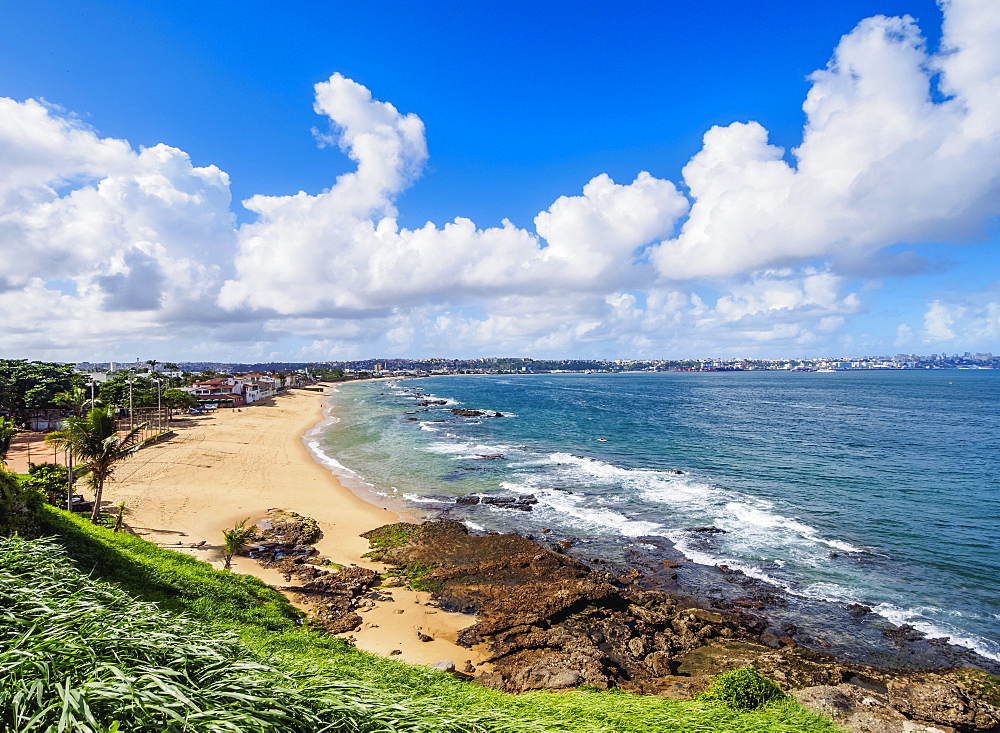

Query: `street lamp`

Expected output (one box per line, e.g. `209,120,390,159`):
126,378,135,431
152,379,162,432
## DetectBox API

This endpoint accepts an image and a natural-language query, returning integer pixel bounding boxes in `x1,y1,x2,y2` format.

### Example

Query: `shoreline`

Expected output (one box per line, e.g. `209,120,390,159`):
328,376,1000,676
107,386,487,670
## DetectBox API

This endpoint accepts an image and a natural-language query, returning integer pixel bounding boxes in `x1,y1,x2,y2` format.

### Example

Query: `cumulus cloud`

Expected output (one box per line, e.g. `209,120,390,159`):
219,75,689,316
921,294,1000,345
0,97,236,357
1,0,998,360
652,2,1000,279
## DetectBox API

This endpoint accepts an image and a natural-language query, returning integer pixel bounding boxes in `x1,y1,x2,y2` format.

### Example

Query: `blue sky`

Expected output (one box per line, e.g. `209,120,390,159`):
1,0,998,362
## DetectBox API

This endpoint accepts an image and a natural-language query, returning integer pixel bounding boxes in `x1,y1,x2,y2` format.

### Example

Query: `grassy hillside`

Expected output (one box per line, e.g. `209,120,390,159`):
0,506,839,732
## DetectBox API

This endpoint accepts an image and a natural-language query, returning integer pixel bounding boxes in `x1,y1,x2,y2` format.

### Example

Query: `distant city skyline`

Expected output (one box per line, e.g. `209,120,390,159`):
1,0,998,362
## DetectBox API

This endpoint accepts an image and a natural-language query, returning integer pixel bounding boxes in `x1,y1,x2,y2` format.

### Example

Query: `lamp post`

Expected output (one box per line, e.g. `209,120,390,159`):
66,447,74,512
153,379,162,432
126,378,135,431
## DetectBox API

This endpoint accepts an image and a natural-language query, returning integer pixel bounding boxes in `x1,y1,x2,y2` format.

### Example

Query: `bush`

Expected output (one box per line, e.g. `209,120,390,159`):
0,469,40,538
698,666,787,710
23,462,69,505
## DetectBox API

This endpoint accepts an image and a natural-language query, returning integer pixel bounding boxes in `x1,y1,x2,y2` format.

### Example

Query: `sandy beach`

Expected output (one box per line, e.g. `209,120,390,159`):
103,386,485,670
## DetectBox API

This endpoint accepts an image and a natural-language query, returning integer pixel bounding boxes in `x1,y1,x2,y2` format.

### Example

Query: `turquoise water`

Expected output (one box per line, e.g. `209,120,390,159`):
314,370,1000,664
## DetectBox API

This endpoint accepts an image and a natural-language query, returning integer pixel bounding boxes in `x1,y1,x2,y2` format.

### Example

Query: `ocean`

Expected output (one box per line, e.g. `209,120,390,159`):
309,370,1000,667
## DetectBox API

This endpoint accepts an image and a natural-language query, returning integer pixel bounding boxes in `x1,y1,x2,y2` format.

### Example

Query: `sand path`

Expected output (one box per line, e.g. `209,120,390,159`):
104,387,485,670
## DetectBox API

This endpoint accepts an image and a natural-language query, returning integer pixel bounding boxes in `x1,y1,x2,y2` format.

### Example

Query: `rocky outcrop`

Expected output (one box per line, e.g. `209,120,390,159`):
888,681,1000,731
454,495,537,510
793,684,912,733
793,680,1000,733
239,509,382,633
360,517,1000,723
249,508,323,546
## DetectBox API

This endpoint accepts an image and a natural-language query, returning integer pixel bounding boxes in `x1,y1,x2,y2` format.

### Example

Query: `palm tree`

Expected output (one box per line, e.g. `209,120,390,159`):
146,359,160,372
221,518,255,570
46,407,147,522
53,386,100,417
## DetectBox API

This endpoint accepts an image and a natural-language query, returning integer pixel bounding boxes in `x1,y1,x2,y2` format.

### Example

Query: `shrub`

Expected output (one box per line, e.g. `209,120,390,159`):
698,666,786,710
24,461,69,505
0,469,40,538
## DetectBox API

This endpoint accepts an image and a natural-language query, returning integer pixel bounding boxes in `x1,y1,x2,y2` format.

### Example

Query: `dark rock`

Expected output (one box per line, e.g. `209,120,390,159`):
417,631,434,642
479,495,537,511
684,526,728,534
793,684,909,733
761,631,782,649
846,603,873,618
455,495,480,505
451,409,487,417
250,508,323,546
889,681,1000,731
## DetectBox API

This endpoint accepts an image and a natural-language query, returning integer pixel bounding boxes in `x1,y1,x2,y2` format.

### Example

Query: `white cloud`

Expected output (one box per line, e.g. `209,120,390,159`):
652,1,1000,279
922,295,1000,345
1,0,998,360
219,75,688,315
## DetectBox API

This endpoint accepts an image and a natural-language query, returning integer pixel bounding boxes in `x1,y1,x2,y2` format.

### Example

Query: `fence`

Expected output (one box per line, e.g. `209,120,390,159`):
115,407,173,443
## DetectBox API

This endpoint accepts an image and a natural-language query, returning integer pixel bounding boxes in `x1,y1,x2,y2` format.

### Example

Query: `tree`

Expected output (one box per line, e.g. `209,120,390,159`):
162,388,200,410
0,360,81,424
162,363,180,371
98,374,157,409
0,417,16,464
46,407,147,522
0,468,40,538
221,518,255,570
145,360,160,372
23,462,68,505
53,386,100,417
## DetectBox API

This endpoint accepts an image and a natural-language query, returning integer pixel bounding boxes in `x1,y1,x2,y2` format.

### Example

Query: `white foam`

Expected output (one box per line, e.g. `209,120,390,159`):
513,485,664,538
668,530,790,587
723,503,865,553
426,440,508,455
304,438,361,477
402,493,452,504
872,603,1000,662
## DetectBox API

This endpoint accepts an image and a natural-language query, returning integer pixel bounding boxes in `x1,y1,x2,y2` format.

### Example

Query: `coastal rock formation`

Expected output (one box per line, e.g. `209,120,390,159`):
360,518,1000,723
888,681,1000,731
239,509,383,633
451,409,487,417
250,508,323,546
454,494,537,510
794,680,1000,733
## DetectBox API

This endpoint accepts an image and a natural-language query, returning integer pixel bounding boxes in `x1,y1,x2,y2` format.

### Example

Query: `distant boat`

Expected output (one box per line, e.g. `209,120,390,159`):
816,368,836,373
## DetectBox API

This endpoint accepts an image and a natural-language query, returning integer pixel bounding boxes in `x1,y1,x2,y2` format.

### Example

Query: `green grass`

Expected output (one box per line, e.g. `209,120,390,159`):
3,506,841,733
360,522,415,557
